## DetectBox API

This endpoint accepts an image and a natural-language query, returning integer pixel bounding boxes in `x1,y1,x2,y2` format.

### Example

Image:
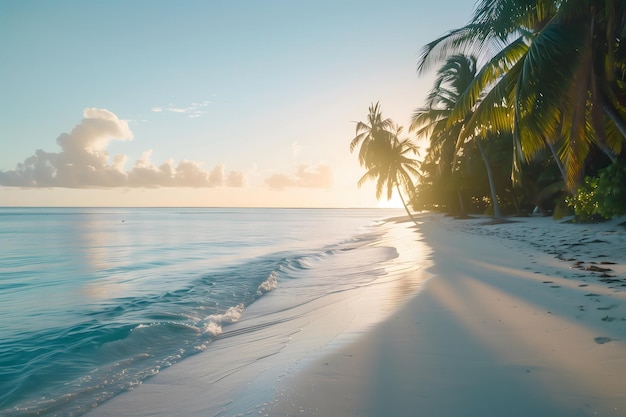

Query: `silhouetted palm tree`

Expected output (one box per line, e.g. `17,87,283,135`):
350,102,395,169
351,104,420,222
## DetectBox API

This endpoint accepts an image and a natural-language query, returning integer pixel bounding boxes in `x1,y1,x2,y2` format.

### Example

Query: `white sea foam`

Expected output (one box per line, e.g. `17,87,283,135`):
203,304,245,336
256,271,278,296
203,321,223,336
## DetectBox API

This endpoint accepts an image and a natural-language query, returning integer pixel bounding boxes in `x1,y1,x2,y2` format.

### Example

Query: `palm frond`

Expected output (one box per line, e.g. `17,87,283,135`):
357,168,380,189
515,20,584,160
410,108,450,133
448,38,528,125
471,0,539,39
462,56,522,143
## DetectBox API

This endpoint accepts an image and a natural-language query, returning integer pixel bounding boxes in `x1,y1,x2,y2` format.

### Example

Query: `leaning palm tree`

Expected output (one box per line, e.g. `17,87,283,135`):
350,104,420,222
355,125,421,223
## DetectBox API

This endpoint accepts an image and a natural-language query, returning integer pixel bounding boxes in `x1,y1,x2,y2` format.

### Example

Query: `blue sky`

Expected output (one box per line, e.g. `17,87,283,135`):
0,0,474,207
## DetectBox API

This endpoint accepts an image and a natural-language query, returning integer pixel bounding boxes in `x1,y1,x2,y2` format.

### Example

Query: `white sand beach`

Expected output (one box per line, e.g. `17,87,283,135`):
87,213,626,417
271,214,626,416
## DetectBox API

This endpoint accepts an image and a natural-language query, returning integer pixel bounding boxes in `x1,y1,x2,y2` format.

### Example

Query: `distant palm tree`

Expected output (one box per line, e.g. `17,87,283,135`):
351,108,420,222
350,102,395,169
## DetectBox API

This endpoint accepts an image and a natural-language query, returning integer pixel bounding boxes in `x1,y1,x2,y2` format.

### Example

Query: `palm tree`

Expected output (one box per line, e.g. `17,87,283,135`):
350,102,395,169
416,0,626,191
350,104,420,222
356,127,421,223
411,54,503,218
412,55,481,215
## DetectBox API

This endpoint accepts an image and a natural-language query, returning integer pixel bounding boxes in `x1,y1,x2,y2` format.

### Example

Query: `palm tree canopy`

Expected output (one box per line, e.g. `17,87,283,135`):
350,104,420,222
350,102,395,168
416,0,626,190
411,54,479,173
357,133,421,201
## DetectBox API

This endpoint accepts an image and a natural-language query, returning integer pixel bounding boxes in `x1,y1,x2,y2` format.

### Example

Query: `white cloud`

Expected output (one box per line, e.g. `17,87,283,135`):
265,164,333,190
207,163,247,187
0,108,246,189
209,163,225,186
227,170,247,187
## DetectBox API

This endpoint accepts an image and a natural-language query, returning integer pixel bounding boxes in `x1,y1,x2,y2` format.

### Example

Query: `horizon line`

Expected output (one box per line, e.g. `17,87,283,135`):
0,205,403,210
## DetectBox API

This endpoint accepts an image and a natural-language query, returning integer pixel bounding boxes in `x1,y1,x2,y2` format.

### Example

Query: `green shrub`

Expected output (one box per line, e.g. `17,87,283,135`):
566,160,626,222
595,160,626,219
566,177,601,222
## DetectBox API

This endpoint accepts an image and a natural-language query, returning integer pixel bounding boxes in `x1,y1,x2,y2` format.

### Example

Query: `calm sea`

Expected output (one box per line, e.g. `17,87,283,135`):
0,207,407,416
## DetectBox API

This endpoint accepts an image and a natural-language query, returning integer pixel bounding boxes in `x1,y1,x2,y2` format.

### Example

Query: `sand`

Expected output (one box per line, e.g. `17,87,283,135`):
86,213,626,417
270,214,626,417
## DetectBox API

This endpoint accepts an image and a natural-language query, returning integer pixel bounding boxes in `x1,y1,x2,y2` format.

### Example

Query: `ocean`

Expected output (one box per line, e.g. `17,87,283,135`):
0,207,428,417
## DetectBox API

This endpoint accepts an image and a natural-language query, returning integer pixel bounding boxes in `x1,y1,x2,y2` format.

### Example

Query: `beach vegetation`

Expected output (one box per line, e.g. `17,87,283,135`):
565,176,603,222
594,160,626,218
415,0,626,191
350,102,395,169
351,1,625,218
410,53,507,218
566,160,626,221
404,0,626,218
350,103,421,223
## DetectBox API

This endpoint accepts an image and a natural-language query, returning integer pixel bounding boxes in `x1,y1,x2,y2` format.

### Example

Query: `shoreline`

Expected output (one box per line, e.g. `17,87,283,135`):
270,213,626,416
84,215,431,417
85,213,626,417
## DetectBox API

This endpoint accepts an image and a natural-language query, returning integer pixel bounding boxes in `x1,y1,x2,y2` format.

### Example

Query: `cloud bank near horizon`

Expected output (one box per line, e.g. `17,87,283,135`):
0,108,247,189
265,164,333,190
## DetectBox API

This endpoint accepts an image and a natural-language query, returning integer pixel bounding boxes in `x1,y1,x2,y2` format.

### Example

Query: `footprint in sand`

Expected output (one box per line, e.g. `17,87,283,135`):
594,337,612,344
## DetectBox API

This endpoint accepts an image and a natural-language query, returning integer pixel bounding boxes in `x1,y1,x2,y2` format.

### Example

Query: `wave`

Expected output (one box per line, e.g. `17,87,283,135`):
256,271,278,296
0,227,396,417
202,303,245,336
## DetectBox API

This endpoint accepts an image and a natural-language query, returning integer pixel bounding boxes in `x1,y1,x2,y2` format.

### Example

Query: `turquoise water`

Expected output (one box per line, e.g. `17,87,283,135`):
0,207,404,416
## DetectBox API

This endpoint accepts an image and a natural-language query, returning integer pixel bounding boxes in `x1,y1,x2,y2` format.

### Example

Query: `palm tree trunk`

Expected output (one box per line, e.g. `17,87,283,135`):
395,183,419,225
475,139,502,219
456,189,466,217
546,140,567,181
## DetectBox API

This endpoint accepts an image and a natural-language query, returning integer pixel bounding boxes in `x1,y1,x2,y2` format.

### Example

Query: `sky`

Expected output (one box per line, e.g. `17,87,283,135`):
0,0,474,208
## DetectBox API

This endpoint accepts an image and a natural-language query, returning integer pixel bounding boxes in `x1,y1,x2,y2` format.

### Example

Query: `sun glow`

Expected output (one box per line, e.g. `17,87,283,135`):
376,190,405,209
